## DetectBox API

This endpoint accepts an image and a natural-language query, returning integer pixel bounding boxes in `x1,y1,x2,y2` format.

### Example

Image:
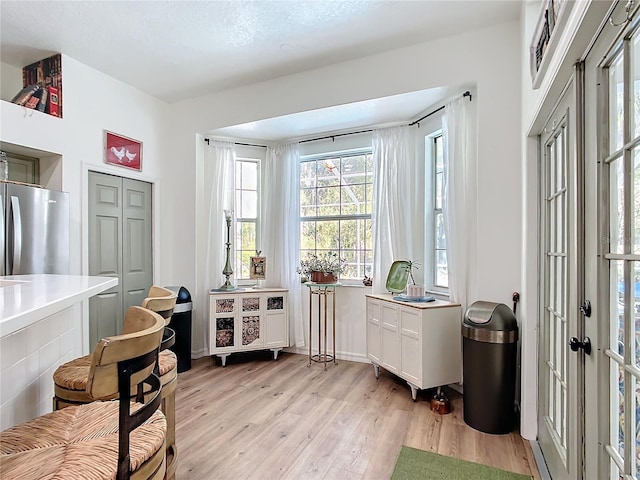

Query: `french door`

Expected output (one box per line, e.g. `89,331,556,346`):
538,74,582,480
589,11,640,479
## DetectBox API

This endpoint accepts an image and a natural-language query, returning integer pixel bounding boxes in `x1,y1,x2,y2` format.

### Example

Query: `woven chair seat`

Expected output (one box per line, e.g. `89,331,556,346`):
54,351,177,393
0,401,166,479
159,350,177,376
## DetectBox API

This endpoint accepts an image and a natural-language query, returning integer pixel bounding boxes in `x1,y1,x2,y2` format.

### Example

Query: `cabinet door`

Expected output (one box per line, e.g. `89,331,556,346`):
380,303,399,374
366,298,381,364
265,294,288,347
210,296,237,353
240,295,264,349
400,307,421,385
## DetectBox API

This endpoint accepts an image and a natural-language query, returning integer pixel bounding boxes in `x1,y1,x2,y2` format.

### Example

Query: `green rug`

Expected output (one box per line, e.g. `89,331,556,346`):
391,446,533,480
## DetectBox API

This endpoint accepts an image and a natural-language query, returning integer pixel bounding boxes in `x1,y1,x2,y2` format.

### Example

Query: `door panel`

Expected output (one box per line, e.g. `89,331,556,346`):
585,10,640,477
122,178,152,313
89,172,152,346
89,172,123,344
538,76,580,480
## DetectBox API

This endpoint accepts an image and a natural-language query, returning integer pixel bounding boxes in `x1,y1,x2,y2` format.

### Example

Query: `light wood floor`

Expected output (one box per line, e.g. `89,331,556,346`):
175,352,540,480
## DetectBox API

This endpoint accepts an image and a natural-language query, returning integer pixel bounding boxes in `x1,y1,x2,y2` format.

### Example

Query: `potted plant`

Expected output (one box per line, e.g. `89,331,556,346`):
297,251,346,284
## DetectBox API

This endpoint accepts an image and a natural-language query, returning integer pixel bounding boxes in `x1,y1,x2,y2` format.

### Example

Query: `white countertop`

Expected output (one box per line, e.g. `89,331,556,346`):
365,293,460,309
0,274,118,337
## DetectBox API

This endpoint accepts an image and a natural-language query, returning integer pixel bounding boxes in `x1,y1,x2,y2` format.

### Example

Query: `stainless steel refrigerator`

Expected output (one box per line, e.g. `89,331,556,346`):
1,182,70,275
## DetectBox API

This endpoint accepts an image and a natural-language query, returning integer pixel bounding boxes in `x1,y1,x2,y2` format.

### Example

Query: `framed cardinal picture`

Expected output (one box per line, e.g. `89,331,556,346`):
104,131,142,171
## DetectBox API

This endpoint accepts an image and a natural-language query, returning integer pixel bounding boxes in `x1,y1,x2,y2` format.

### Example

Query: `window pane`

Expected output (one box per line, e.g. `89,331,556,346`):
435,212,446,249
633,33,640,139
340,185,365,215
300,188,316,217
435,172,443,210
610,53,625,153
241,161,257,190
316,220,339,249
317,159,340,187
300,161,317,188
240,222,255,250
435,249,448,288
341,155,366,184
317,186,340,216
301,221,317,250
240,190,257,218
339,219,357,249
634,148,640,254
635,261,640,370
341,249,358,278
611,156,625,254
612,260,625,355
435,136,444,170
365,184,373,214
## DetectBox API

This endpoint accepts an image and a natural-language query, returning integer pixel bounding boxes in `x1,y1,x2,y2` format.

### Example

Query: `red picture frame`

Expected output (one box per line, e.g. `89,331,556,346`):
104,131,142,171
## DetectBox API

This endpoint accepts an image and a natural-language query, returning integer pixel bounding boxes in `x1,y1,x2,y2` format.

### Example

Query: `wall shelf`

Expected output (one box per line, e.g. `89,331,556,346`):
530,0,572,89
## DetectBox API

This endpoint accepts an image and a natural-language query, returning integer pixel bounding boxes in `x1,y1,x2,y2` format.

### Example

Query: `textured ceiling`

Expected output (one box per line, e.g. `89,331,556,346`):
0,1,521,104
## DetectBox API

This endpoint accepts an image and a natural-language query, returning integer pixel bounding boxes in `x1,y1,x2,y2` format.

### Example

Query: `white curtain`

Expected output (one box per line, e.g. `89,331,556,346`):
261,143,305,347
442,96,477,312
200,140,235,352
372,125,416,294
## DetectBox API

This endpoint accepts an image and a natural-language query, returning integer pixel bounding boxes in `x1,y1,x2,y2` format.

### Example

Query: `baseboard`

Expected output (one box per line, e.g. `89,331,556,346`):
529,440,552,480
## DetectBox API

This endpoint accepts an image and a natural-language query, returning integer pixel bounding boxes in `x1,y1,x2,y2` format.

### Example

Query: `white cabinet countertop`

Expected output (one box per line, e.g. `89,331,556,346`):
0,274,117,337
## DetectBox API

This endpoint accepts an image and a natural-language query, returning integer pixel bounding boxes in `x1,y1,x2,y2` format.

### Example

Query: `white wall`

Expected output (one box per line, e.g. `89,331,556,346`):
167,20,522,382
0,55,171,352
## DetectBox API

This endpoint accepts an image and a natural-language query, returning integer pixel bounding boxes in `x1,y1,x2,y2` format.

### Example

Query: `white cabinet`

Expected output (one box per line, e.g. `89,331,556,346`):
366,294,462,400
209,288,289,366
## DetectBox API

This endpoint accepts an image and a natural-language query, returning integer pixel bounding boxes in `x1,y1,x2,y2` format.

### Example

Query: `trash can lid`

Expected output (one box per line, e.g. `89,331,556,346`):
165,286,191,303
464,301,517,331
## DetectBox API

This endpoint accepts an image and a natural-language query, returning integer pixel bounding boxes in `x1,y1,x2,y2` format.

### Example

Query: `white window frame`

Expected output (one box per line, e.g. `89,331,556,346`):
425,129,449,295
299,147,373,285
234,157,260,284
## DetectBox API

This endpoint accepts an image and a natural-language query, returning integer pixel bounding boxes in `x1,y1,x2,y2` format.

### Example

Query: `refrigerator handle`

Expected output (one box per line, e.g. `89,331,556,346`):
10,195,21,274
0,194,4,276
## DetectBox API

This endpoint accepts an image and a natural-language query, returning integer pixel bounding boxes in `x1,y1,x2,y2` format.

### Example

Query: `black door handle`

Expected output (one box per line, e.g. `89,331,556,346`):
569,337,591,355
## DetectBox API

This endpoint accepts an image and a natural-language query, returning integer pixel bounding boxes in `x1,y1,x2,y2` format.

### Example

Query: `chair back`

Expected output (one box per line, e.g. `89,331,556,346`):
141,286,177,326
87,305,165,400
86,305,166,480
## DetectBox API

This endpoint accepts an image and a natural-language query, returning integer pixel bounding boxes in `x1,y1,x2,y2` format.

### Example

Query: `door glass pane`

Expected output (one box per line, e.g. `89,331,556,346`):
610,53,624,153
611,156,625,254
635,261,640,369
633,33,640,138
612,360,624,460
613,260,626,355
634,374,640,477
634,148,640,254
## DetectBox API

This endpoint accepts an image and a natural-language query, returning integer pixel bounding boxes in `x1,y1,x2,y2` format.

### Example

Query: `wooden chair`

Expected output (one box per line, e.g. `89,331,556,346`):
141,286,179,480
53,286,179,480
1,306,166,480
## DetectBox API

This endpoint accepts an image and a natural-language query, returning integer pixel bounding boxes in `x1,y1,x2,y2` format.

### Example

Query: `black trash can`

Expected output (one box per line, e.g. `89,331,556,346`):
462,301,518,434
166,286,192,373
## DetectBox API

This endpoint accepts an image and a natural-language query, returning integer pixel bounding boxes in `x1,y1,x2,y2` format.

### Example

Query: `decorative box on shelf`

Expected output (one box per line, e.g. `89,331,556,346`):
11,53,63,117
529,0,572,89
209,288,289,366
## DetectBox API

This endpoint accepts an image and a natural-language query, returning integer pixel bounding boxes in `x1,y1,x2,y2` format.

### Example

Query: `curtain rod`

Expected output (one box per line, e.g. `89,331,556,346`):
205,90,472,147
204,138,268,148
300,90,472,144
408,90,472,126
